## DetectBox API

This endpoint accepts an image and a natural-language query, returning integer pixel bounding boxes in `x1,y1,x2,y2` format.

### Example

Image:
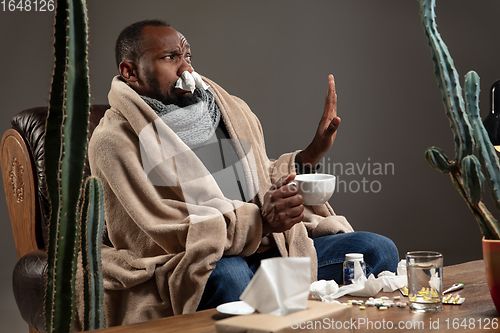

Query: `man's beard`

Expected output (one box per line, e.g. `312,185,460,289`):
147,75,199,107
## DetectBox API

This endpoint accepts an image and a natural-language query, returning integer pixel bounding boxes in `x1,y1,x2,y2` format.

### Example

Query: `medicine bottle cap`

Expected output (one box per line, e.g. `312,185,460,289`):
345,253,364,261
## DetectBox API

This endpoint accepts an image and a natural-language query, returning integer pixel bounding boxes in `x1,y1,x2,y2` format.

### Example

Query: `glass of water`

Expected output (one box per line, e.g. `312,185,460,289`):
406,251,443,312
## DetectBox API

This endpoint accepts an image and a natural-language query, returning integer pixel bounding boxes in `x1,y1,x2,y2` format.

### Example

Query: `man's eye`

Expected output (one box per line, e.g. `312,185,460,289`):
162,54,178,60
185,54,192,63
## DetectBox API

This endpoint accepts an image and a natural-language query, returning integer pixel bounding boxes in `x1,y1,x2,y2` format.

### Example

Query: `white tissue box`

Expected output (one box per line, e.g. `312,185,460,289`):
215,300,351,333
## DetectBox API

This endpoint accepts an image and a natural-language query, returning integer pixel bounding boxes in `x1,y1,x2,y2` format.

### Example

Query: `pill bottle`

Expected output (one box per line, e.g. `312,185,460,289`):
343,253,366,285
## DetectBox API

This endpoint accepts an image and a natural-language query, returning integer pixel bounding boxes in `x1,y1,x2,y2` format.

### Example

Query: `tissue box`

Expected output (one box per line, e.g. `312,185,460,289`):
215,301,351,333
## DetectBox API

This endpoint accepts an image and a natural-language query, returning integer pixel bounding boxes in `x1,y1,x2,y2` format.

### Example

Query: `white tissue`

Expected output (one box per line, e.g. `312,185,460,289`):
397,259,407,277
310,259,408,301
239,257,310,316
348,274,385,297
191,71,210,90
377,271,407,292
310,280,339,300
175,71,210,93
429,268,441,291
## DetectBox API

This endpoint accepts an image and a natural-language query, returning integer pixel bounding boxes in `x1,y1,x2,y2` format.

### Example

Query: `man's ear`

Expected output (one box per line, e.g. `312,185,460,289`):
119,61,138,84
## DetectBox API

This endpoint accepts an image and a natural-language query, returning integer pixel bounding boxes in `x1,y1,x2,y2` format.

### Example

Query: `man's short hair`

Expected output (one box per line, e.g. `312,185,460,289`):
115,19,171,69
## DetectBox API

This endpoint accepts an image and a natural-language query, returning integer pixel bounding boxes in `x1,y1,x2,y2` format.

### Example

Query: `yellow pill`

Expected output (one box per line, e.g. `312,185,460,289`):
359,306,366,310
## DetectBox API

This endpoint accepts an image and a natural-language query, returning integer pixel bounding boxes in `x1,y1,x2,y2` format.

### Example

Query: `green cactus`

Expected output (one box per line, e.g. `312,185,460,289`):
44,0,106,332
461,155,484,206
420,0,500,240
464,71,500,210
419,0,474,163
80,177,106,331
424,146,454,174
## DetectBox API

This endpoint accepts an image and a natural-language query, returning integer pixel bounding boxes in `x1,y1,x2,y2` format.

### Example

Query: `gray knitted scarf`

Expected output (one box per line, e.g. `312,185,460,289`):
141,87,221,148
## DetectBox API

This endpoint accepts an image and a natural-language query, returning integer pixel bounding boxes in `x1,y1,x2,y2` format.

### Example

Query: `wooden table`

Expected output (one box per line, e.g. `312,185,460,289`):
332,259,499,332
94,260,499,332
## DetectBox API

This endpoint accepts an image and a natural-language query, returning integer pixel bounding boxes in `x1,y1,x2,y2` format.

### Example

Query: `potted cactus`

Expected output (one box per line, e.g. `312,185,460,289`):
419,0,500,314
43,0,106,332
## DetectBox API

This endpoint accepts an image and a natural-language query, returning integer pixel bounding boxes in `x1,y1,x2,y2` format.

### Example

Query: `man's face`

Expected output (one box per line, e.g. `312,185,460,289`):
132,26,197,107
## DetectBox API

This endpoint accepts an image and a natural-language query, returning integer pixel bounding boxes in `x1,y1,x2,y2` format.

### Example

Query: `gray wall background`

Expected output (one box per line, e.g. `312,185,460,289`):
1,0,500,330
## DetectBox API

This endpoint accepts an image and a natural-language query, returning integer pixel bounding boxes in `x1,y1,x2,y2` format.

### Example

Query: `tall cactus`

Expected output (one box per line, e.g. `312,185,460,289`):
44,0,106,332
420,0,500,240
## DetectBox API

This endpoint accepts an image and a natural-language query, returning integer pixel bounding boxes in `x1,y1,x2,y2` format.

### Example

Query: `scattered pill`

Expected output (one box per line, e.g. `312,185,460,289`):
379,306,388,311
359,306,366,310
393,296,401,300
442,294,465,305
381,296,390,300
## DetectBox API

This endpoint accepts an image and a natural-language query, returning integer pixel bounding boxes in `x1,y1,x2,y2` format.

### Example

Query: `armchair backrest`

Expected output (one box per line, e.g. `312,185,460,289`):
1,105,109,259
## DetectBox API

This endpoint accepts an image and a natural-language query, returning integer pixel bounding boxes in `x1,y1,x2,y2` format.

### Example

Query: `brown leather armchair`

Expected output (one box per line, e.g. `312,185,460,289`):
1,105,109,333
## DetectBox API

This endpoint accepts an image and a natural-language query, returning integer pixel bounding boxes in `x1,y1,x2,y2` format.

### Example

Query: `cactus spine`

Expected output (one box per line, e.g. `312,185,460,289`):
420,0,500,240
44,0,106,332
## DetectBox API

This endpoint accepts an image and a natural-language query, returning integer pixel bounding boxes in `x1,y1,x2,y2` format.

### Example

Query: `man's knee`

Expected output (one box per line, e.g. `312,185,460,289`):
316,231,399,275
198,256,254,310
206,256,253,292
355,231,399,275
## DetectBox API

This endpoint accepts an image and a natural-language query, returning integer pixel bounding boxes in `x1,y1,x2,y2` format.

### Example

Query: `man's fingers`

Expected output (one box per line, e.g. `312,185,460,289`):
271,212,304,233
287,204,304,218
323,74,337,117
325,116,341,133
272,186,301,204
320,74,338,134
287,192,304,207
274,192,303,213
271,173,296,190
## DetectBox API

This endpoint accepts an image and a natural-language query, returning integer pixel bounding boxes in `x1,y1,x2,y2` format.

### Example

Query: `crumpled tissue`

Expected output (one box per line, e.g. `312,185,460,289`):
310,259,407,302
240,257,310,316
175,70,210,93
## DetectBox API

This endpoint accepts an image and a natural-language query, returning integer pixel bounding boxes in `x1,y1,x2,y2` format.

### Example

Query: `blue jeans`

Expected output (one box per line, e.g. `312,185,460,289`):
197,231,399,310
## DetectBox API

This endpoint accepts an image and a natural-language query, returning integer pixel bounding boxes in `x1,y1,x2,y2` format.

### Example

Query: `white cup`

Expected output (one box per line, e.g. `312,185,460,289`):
289,174,336,206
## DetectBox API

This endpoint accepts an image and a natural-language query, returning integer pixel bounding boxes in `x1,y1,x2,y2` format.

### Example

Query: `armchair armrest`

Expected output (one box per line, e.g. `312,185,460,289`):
1,127,42,258
13,250,48,333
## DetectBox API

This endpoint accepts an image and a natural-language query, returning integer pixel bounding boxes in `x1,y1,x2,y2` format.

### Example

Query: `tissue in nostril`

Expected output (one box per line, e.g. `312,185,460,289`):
175,71,210,93
175,71,196,93
191,71,210,90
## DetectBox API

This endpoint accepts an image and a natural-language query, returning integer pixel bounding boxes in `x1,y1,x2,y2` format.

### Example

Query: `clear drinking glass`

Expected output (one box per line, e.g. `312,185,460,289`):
406,251,443,312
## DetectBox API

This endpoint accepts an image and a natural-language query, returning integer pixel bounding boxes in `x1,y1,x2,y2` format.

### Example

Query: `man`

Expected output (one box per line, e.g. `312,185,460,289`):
89,19,398,326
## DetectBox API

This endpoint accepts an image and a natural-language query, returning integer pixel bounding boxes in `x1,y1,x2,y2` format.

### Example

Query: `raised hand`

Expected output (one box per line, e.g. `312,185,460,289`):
299,74,341,167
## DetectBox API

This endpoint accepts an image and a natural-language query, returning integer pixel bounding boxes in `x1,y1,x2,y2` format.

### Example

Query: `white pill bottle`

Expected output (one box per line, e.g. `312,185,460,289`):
343,253,366,285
